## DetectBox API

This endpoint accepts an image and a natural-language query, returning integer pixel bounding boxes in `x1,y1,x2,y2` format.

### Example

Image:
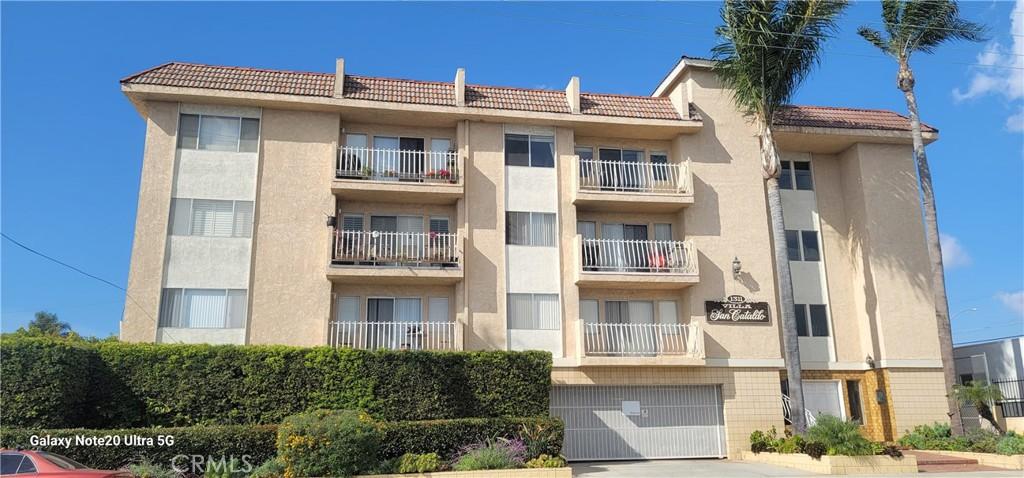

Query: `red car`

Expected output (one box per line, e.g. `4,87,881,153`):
0,450,131,477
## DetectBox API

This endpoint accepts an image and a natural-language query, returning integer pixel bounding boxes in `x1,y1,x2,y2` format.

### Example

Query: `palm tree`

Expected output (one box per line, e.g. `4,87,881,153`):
712,0,847,432
27,311,72,336
953,382,1004,434
858,0,985,435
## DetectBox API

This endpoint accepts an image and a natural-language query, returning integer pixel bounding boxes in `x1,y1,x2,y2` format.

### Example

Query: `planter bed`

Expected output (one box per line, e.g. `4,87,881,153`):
360,468,572,478
741,451,918,475
928,451,1024,470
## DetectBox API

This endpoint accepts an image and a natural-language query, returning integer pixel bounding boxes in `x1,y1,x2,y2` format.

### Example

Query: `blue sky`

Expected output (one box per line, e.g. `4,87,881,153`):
2,1,1021,342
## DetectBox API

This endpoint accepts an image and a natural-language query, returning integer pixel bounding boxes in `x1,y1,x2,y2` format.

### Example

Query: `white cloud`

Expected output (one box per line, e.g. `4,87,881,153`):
997,290,1024,317
952,0,1024,131
940,233,971,268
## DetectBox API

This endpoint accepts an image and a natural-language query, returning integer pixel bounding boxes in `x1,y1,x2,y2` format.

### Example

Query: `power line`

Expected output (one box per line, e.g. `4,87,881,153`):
454,5,1024,71
1,232,171,341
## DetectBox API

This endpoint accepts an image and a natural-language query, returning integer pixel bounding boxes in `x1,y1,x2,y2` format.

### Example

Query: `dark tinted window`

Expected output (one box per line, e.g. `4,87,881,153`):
1,454,24,475
504,134,530,166
530,136,555,167
795,305,809,337
16,457,35,474
846,380,863,423
178,114,200,149
239,118,260,153
801,231,820,261
506,212,529,245
794,161,813,190
778,161,793,189
809,304,829,337
576,147,593,177
786,231,801,261
651,154,669,180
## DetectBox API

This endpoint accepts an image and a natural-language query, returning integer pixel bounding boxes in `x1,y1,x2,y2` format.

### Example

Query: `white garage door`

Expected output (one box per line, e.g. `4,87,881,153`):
550,385,726,461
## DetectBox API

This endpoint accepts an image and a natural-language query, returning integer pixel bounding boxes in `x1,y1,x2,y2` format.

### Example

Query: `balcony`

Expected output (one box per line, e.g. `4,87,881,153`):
574,236,700,289
328,230,463,284
572,156,694,212
333,146,463,204
579,323,705,366
327,320,462,351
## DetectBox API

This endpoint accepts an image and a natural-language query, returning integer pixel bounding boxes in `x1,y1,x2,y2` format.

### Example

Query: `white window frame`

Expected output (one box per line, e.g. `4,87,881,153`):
506,293,560,330
366,296,424,323
506,133,555,168
159,288,247,329
780,160,814,191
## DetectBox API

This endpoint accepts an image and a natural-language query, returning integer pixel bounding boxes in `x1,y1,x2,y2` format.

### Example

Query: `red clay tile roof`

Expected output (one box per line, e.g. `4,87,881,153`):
777,105,937,133
122,62,683,121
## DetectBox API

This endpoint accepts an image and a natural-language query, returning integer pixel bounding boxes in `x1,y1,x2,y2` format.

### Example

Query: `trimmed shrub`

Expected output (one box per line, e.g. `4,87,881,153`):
898,422,952,450
276,410,380,478
125,460,177,478
525,454,567,468
996,433,1024,456
249,458,286,478
378,416,564,460
804,441,826,459
776,435,806,454
396,453,442,473
806,415,877,456
1,338,552,428
0,425,277,471
749,427,779,453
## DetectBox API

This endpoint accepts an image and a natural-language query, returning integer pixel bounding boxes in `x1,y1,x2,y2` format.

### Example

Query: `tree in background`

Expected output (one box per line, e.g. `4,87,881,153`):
953,382,1005,434
712,0,848,432
858,0,985,434
25,311,72,337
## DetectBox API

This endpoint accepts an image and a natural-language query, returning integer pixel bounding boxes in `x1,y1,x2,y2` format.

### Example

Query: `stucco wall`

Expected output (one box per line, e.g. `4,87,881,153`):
670,68,783,362
164,236,251,289
121,101,178,342
464,121,506,350
887,368,950,435
247,108,338,346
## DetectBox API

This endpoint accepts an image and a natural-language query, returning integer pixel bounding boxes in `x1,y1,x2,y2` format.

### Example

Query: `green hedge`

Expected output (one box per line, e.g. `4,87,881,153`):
0,417,562,472
0,425,277,471
1,338,551,428
379,417,564,460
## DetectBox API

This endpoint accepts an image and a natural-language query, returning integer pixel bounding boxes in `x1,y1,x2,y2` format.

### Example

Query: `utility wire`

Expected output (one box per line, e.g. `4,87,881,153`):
1,232,173,341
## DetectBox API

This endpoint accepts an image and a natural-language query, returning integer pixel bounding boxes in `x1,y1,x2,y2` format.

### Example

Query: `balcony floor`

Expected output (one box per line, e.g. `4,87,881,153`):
332,178,463,205
574,189,693,212
576,271,699,289
327,264,463,284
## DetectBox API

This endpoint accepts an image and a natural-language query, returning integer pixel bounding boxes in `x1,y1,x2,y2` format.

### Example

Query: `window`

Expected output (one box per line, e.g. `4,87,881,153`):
785,229,820,262
430,139,452,153
507,293,560,330
506,212,556,246
169,199,254,238
505,134,554,167
178,114,260,153
428,297,449,323
580,299,599,334
658,301,680,334
159,288,247,329
651,152,669,181
654,223,672,241
429,217,450,234
576,146,594,178
342,214,364,232
778,160,813,190
336,296,359,322
795,304,830,337
0,453,35,475
846,380,864,423
36,452,88,470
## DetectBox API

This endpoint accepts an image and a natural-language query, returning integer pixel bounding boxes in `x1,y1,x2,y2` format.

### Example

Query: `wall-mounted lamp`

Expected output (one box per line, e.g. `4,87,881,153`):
875,389,887,405
865,354,875,369
326,215,337,227
732,257,742,279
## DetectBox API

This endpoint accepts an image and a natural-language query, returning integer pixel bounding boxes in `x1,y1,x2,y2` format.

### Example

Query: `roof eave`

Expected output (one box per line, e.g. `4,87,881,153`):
652,57,716,98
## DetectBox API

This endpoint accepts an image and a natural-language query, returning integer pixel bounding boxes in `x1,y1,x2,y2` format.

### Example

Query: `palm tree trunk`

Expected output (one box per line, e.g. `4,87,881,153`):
899,60,963,435
977,404,1004,434
762,124,807,433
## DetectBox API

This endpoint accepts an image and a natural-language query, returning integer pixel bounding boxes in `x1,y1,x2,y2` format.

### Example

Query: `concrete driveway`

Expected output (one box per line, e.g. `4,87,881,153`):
570,459,1024,477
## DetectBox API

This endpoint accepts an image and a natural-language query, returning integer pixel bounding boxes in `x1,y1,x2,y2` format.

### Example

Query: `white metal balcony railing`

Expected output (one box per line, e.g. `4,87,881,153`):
334,230,459,267
578,158,692,194
782,394,819,427
581,238,697,274
328,321,460,351
337,146,459,183
583,323,703,357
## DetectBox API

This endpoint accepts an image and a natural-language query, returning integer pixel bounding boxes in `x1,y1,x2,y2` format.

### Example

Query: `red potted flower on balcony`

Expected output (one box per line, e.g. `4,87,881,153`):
438,168,454,183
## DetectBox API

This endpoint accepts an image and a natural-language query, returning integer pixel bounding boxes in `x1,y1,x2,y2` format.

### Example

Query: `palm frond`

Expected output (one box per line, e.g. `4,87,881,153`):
857,26,892,55
712,0,847,126
861,0,987,59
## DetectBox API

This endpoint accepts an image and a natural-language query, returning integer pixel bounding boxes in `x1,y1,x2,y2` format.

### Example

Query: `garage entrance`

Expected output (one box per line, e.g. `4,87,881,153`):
550,384,727,461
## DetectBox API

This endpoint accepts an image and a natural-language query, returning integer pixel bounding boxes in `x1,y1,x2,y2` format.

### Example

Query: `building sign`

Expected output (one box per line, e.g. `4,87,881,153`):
621,401,641,416
705,295,770,324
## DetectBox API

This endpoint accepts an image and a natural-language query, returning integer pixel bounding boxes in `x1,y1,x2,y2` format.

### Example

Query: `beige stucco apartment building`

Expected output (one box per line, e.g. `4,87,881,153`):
119,56,949,460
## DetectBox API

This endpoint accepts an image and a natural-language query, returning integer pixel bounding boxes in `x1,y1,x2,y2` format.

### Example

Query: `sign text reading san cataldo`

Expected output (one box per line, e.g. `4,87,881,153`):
705,295,770,324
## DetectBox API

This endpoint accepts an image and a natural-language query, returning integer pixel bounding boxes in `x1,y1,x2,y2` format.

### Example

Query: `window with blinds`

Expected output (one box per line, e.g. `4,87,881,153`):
168,199,254,238
507,293,560,330
505,211,556,246
178,114,260,153
159,288,247,329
